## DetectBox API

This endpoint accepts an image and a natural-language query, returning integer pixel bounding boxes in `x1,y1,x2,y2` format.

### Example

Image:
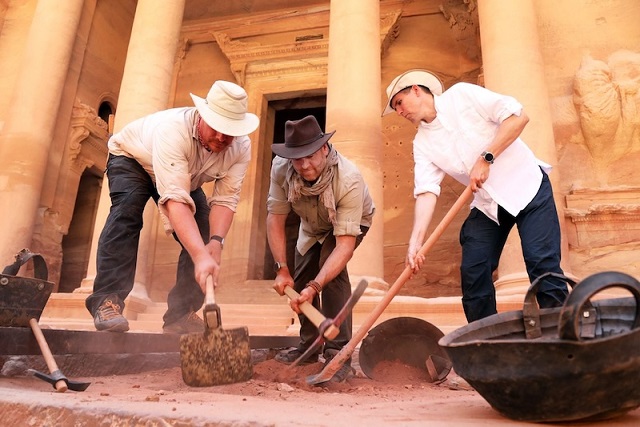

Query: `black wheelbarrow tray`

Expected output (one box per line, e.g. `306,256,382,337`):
439,271,640,423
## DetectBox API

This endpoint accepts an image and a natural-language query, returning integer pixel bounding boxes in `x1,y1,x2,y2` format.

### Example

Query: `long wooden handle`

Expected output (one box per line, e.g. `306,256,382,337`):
203,275,221,329
351,186,472,346
29,318,68,393
282,286,339,340
205,275,215,306
312,186,473,382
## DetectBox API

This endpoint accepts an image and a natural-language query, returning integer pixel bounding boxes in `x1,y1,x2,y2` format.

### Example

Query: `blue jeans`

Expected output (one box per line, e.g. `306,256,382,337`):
85,155,210,326
293,227,369,354
459,170,568,322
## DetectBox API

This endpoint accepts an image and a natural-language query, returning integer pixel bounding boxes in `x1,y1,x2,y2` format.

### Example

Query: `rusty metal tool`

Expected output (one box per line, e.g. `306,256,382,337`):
1,248,90,392
279,286,340,340
286,278,369,368
307,186,473,385
28,318,90,392
179,275,253,387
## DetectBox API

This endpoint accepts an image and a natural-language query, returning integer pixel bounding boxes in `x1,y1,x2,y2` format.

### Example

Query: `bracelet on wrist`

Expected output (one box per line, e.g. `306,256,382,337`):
306,280,322,294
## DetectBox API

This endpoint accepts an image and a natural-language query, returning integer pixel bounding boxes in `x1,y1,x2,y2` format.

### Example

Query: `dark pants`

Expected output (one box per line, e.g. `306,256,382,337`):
85,154,210,326
459,170,568,322
293,227,369,354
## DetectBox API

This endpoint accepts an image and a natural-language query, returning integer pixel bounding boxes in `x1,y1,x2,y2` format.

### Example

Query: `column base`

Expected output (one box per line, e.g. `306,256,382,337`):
494,272,530,297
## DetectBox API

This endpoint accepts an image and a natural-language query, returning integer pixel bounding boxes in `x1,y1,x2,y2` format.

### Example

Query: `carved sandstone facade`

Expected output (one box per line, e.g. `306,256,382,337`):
0,0,639,320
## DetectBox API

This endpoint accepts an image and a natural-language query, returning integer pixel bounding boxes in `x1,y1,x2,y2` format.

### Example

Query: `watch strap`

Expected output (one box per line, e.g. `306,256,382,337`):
210,235,224,248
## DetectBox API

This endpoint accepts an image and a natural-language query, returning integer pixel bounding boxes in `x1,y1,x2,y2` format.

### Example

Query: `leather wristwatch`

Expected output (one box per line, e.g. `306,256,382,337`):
210,235,224,249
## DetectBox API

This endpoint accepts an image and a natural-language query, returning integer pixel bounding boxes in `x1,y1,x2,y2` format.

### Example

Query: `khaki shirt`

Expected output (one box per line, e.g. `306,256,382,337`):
267,152,375,256
108,107,251,233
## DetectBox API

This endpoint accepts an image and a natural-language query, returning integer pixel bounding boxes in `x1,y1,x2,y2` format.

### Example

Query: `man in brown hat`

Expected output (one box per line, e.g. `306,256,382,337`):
86,80,259,334
383,69,568,322
267,115,375,382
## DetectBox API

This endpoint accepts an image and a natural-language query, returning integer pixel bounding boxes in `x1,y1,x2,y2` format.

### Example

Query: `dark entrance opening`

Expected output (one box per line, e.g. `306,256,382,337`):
59,170,102,292
262,103,326,280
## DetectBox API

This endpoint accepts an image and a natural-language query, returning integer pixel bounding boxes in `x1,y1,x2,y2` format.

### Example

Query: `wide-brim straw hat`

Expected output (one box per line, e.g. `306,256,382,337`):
271,115,335,159
382,69,444,116
190,80,259,137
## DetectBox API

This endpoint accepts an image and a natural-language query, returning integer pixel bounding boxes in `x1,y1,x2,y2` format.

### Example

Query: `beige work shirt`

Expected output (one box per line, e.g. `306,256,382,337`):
267,152,375,256
108,107,251,234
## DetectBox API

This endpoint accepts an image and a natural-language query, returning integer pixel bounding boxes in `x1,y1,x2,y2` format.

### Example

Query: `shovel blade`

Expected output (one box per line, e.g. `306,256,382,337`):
179,326,252,387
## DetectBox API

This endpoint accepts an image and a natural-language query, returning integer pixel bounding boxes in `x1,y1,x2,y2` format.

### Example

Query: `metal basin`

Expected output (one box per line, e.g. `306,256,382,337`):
0,249,54,328
359,317,451,382
440,271,640,423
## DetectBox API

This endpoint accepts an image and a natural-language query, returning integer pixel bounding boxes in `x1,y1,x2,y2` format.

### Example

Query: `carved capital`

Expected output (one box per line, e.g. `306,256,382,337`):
381,11,402,58
68,99,109,171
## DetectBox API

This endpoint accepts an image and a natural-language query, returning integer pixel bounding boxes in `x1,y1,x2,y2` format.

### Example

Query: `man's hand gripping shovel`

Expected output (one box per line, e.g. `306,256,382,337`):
275,279,370,369
307,186,473,385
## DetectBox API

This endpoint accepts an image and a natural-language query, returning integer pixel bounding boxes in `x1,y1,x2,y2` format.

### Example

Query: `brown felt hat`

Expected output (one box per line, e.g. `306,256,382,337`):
271,115,335,159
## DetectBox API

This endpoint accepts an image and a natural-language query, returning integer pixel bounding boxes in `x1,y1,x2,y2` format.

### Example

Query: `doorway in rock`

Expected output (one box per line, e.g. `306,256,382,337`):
262,100,326,280
59,170,102,293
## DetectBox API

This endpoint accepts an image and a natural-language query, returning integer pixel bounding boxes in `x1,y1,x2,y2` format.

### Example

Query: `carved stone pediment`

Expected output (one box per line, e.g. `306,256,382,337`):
69,99,109,173
181,6,403,85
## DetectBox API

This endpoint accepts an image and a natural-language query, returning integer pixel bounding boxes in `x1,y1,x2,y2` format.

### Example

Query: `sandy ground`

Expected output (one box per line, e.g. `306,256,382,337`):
1,353,639,427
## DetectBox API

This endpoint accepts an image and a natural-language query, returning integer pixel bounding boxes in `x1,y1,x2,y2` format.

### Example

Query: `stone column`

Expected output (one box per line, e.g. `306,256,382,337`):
79,0,185,300
478,0,571,295
0,0,84,266
325,0,384,279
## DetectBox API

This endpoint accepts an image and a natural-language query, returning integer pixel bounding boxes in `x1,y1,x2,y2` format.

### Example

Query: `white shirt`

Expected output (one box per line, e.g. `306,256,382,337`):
108,107,251,233
413,82,550,223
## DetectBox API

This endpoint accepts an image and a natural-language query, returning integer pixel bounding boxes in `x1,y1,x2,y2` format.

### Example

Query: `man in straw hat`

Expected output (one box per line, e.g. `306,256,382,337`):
266,115,374,382
86,80,259,334
383,69,568,323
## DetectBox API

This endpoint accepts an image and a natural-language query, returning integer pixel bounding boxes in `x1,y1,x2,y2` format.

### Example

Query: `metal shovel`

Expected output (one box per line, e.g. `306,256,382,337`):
307,186,473,385
179,275,253,386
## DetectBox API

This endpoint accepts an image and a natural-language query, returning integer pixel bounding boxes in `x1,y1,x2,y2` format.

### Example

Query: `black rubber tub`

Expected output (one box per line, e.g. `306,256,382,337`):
439,271,640,423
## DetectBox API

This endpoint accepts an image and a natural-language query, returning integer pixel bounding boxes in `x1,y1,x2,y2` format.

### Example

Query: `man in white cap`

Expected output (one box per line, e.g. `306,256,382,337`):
383,69,568,322
266,115,375,382
86,80,259,333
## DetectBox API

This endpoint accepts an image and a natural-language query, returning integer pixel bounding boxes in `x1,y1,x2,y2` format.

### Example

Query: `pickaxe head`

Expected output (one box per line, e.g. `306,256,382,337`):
30,368,91,392
287,279,369,369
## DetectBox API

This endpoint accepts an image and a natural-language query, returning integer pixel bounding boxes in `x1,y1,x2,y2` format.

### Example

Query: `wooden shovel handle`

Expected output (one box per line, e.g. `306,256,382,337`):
205,275,215,305
353,186,473,341
29,318,68,393
282,286,339,340
312,186,473,382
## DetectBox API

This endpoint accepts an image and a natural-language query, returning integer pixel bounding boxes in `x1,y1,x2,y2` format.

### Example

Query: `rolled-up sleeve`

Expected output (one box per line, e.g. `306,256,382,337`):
413,139,445,198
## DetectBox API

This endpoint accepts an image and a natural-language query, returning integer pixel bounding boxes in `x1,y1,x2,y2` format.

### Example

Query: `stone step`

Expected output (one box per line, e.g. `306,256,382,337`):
135,312,295,327
36,283,536,340
38,317,297,336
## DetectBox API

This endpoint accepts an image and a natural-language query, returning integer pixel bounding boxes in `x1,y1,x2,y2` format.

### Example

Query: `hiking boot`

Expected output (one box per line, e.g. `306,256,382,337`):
323,349,355,383
274,347,319,365
163,311,205,334
94,299,129,332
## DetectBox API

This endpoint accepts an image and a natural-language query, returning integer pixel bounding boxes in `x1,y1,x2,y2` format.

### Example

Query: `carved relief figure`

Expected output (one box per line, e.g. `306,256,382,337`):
573,50,640,175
